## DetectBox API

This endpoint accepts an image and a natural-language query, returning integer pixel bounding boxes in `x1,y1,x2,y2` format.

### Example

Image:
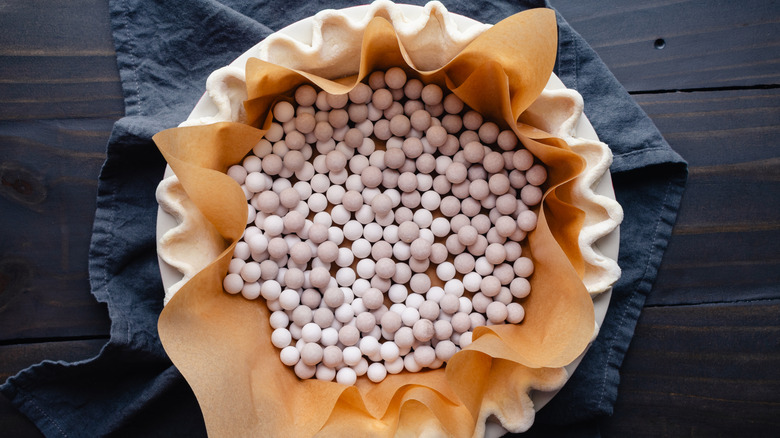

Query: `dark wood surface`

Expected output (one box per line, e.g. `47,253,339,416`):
1,0,779,436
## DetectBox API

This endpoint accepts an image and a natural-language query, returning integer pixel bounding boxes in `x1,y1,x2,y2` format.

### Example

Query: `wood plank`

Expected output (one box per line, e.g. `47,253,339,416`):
0,119,113,341
634,89,780,166
602,301,780,437
650,230,780,305
0,56,124,120
0,0,124,120
553,0,780,92
674,158,780,234
628,89,780,305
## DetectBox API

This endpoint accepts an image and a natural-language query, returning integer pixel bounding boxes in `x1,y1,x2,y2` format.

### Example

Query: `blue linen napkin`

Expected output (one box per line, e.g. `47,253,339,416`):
1,0,686,436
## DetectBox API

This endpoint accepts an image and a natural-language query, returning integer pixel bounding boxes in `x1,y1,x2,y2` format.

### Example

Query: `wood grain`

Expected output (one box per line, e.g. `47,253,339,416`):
553,0,780,92
0,55,125,120
602,301,780,437
630,89,780,305
652,229,780,306
634,89,780,165
0,119,113,341
0,0,124,120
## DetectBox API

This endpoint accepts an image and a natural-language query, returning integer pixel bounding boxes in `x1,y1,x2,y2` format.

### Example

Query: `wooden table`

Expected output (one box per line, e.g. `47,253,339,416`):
1,0,778,435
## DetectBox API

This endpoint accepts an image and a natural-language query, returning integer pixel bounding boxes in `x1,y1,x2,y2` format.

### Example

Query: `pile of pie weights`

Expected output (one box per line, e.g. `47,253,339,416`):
222,67,547,385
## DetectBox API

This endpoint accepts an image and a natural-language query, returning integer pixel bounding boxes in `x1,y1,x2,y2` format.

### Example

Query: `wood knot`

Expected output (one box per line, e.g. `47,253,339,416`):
0,162,47,207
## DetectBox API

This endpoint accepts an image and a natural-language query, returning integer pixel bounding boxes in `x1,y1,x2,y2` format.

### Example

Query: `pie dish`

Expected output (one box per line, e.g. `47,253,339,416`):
153,2,623,435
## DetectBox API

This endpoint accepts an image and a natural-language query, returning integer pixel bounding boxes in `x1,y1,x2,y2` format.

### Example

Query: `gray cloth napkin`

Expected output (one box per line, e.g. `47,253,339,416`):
1,1,686,436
